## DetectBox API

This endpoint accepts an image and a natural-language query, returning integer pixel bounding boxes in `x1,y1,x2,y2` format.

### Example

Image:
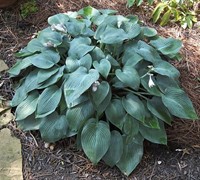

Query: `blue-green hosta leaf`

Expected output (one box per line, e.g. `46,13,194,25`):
161,87,198,120
121,22,141,39
66,54,92,72
90,81,110,107
99,9,118,15
37,27,63,47
153,61,180,79
17,114,43,131
11,83,27,107
8,58,32,77
29,50,60,69
122,49,143,67
64,67,99,107
156,75,179,93
15,47,35,58
48,13,70,25
103,131,123,167
39,112,69,143
15,91,39,120
37,66,59,84
38,66,65,89
99,26,128,44
66,100,94,132
142,27,157,37
141,76,162,96
90,47,105,62
122,93,145,122
106,54,120,67
147,97,173,125
27,38,47,53
150,37,182,55
68,37,94,59
36,85,62,118
116,66,140,90
123,114,139,144
81,119,111,164
92,14,108,26
139,120,167,144
105,99,126,130
93,59,111,79
116,137,143,176
24,69,39,93
78,6,100,19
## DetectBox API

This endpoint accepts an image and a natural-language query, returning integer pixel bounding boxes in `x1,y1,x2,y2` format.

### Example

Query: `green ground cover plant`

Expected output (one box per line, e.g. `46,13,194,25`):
9,6,198,176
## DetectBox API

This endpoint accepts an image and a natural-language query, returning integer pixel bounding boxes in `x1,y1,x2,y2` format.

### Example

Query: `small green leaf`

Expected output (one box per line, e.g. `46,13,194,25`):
152,3,166,23
160,9,171,26
122,93,145,122
127,0,136,8
78,6,100,19
64,67,99,107
15,91,39,121
116,66,140,90
139,121,167,144
116,137,143,176
147,97,173,125
142,27,157,37
36,85,62,118
103,131,123,167
105,99,126,130
93,59,111,78
81,120,111,164
161,87,198,120
39,112,69,143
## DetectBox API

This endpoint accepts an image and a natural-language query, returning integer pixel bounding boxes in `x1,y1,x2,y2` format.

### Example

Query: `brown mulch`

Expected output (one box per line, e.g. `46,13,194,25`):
0,0,200,179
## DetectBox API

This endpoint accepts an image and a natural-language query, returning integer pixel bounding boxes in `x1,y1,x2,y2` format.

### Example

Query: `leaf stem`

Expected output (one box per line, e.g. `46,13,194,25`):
124,88,148,100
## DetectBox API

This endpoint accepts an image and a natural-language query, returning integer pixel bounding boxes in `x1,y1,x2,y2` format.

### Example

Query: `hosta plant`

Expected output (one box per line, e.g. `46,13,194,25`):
9,6,198,176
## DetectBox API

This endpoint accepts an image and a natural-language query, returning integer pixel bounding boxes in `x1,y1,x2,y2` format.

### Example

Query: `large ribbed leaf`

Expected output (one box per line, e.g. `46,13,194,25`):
147,97,173,125
116,137,143,176
122,93,145,122
93,59,111,79
29,50,60,69
116,66,140,90
17,114,43,131
11,82,27,107
27,38,46,53
38,66,65,89
37,66,59,84
66,100,94,132
91,81,110,107
24,69,39,92
15,91,39,120
39,112,68,143
139,121,167,144
105,99,126,130
64,67,99,107
36,85,62,118
123,114,139,144
153,61,180,79
81,120,111,164
150,37,182,55
103,131,123,167
121,22,141,39
48,13,70,25
161,87,198,119
68,37,94,59
8,58,32,77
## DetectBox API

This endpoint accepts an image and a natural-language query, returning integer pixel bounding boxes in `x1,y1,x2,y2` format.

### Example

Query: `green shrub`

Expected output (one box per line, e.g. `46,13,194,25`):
9,6,198,176
127,0,198,28
20,0,38,19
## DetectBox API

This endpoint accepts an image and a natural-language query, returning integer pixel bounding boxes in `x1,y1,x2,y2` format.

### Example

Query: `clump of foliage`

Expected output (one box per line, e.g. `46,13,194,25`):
20,0,38,19
9,6,198,176
127,0,198,28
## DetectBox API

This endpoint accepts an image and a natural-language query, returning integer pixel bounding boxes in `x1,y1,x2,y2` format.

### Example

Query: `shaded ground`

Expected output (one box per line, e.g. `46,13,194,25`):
0,0,200,179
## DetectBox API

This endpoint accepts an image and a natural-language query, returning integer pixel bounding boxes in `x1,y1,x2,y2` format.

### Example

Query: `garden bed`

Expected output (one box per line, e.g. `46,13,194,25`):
0,0,200,179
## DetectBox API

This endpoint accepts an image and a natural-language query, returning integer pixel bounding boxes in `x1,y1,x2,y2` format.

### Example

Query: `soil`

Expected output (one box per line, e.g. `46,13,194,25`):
0,0,200,179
